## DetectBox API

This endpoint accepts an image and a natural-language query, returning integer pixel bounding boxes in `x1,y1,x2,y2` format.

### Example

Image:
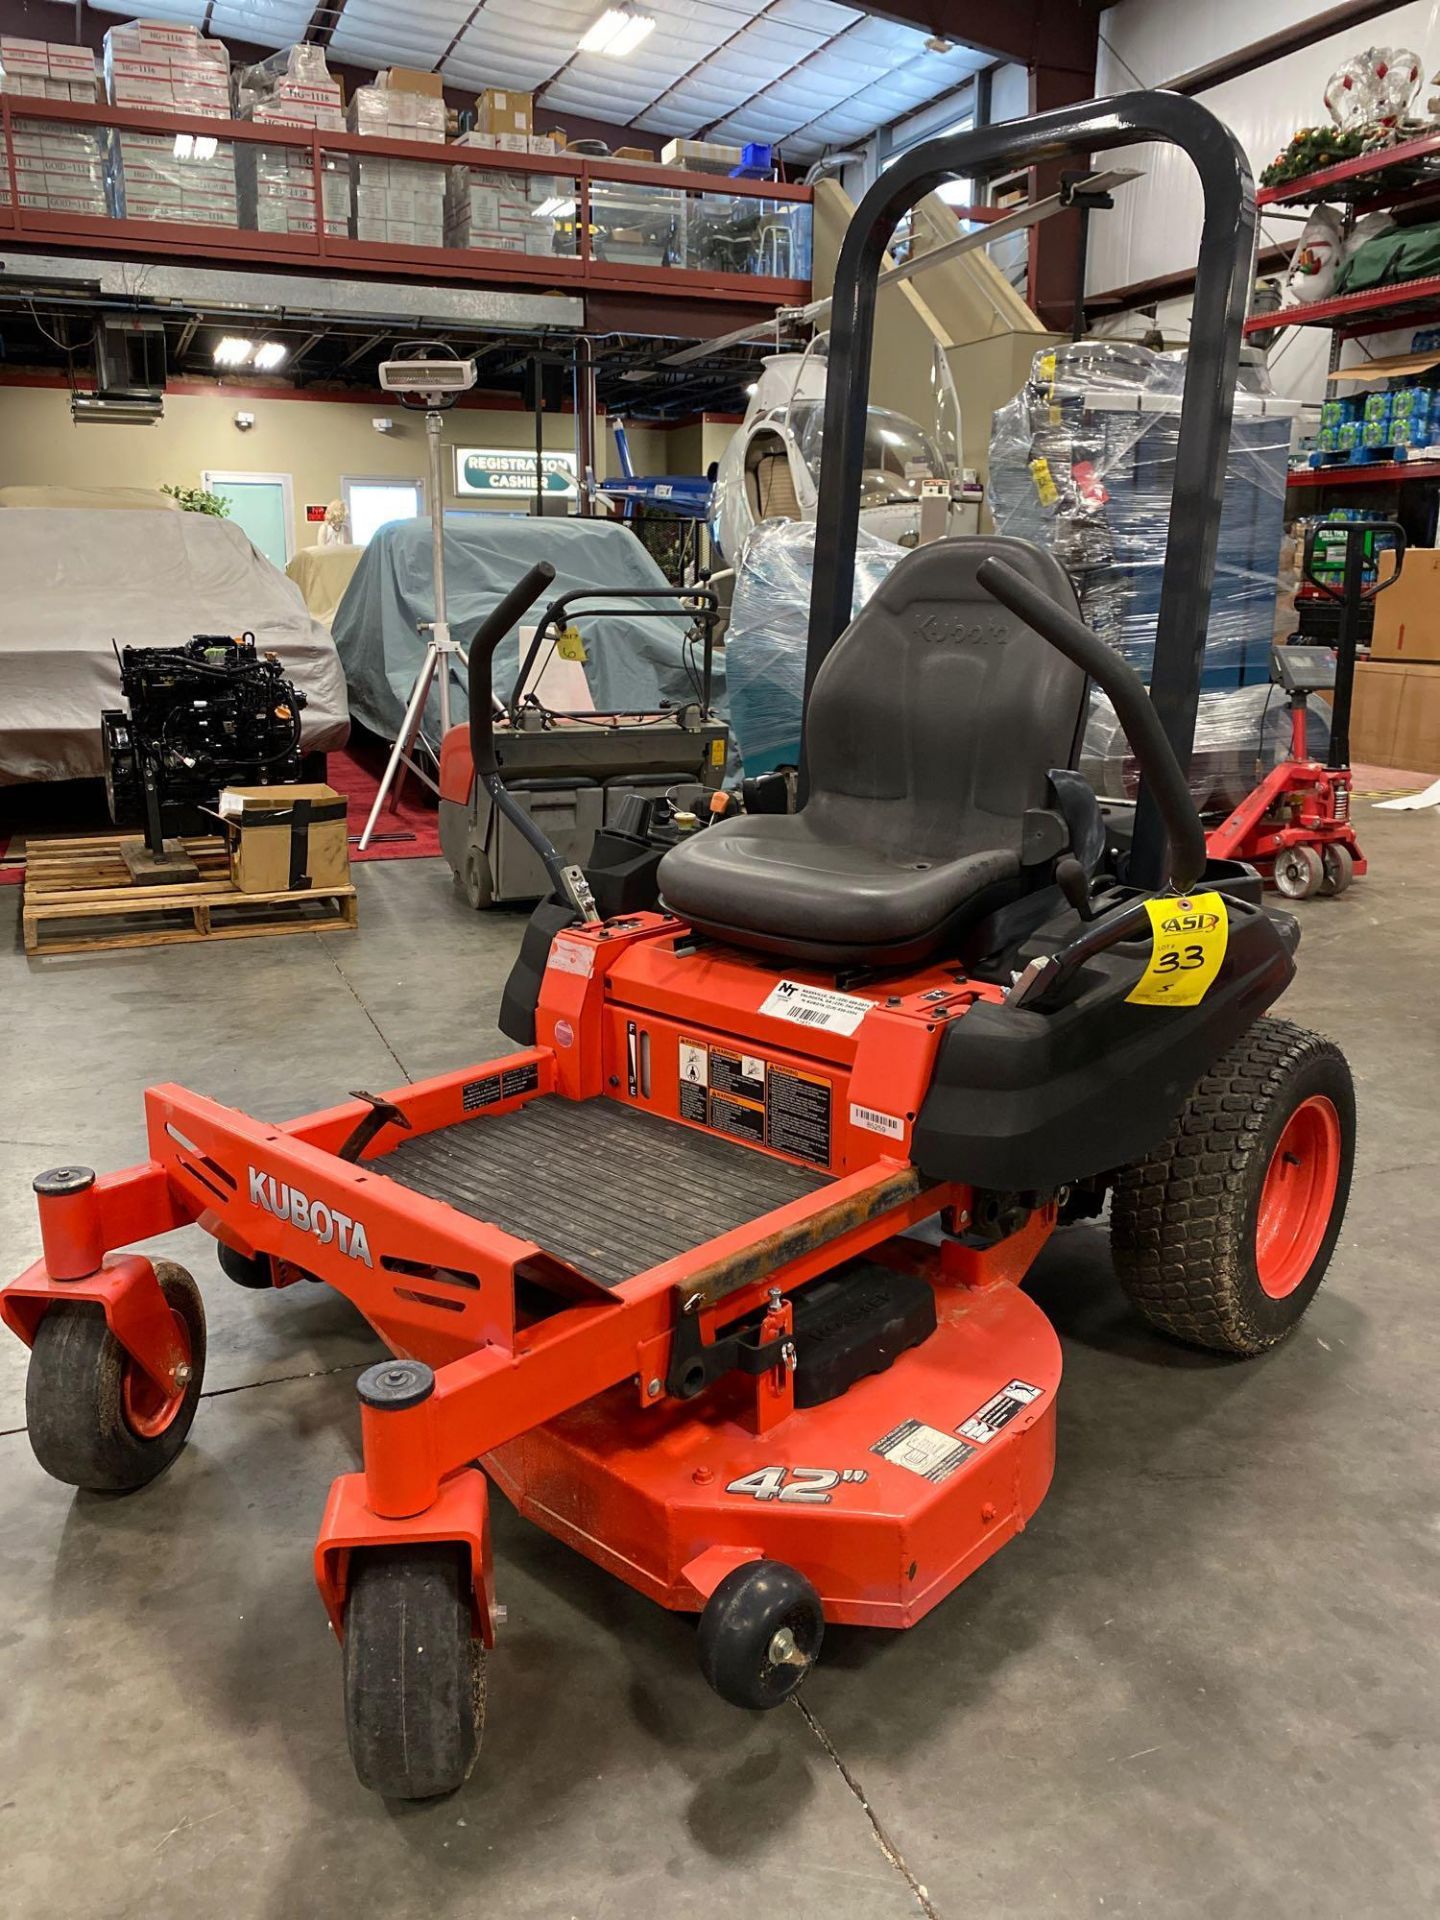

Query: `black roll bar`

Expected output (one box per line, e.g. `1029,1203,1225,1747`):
806,90,1256,889
977,557,1207,890
465,561,570,896
507,585,719,718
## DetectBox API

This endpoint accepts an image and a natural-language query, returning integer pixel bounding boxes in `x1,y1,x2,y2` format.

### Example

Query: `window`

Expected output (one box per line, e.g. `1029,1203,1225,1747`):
343,477,423,546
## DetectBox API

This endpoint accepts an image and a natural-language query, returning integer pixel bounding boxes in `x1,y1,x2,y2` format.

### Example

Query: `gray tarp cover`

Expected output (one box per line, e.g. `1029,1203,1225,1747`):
0,510,350,784
333,516,720,737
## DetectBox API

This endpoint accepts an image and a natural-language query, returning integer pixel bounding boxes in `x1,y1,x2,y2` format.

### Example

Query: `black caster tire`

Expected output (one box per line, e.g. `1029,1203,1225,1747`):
25,1260,206,1492
697,1559,824,1710
1111,1017,1355,1356
1273,844,1324,900
344,1544,485,1799
217,1242,272,1290
460,850,493,911
1320,844,1355,897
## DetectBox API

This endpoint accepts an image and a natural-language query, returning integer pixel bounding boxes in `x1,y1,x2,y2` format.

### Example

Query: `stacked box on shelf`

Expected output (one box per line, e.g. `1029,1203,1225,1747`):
0,37,106,217
234,44,347,237
347,76,444,246
444,133,570,256
104,21,237,228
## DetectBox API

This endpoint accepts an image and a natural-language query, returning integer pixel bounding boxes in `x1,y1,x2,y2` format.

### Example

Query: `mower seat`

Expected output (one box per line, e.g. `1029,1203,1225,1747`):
657,536,1090,967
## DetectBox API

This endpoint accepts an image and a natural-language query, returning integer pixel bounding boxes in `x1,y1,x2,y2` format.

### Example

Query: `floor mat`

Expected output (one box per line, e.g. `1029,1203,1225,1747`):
380,1096,827,1288
328,737,443,862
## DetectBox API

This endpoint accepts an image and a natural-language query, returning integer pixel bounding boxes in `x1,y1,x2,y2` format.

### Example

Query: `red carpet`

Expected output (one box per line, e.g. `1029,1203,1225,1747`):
328,737,444,862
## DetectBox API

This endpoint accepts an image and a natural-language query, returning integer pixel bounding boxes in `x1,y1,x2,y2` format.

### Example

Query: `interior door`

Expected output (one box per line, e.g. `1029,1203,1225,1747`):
202,472,294,568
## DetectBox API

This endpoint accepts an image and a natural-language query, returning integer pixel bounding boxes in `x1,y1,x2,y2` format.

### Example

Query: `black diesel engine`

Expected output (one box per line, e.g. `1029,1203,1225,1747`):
102,633,307,847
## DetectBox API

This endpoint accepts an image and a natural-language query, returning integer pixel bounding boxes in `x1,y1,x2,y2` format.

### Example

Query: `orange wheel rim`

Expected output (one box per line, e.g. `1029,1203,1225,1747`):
120,1308,191,1439
1255,1096,1342,1300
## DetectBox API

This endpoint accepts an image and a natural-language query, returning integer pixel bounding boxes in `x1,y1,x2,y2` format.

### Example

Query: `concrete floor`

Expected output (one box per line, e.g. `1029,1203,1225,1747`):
1,815,1437,1920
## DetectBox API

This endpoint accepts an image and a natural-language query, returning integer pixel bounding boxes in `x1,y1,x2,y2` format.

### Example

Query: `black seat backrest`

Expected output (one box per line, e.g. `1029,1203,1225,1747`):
803,535,1088,863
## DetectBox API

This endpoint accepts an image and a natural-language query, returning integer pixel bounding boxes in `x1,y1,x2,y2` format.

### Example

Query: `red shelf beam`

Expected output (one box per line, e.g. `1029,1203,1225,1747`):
1257,128,1440,207
0,95,812,310
1244,273,1440,339
1285,460,1440,489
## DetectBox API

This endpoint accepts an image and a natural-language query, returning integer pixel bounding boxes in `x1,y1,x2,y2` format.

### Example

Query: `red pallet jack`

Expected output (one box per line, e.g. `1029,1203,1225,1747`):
3,94,1358,1802
1207,517,1405,899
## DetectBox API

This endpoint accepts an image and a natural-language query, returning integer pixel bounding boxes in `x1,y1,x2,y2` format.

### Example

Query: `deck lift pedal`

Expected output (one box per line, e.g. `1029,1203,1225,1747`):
3,93,1357,1802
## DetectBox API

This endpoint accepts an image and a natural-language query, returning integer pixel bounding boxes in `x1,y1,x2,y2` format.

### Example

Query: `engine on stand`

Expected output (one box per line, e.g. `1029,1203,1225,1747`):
102,633,307,881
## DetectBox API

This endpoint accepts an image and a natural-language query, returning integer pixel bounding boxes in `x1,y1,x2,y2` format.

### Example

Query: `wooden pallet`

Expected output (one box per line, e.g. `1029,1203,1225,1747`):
22,833,358,955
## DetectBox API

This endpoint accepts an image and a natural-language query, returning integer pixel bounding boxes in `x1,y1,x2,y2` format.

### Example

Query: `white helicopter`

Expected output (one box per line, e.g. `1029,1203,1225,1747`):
709,330,968,562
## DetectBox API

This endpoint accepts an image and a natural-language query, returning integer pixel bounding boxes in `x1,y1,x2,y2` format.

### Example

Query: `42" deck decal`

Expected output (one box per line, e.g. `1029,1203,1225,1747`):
725,1466,869,1504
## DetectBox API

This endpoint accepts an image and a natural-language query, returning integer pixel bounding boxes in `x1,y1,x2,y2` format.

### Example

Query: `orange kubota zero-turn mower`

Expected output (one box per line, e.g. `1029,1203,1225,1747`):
4,94,1356,1801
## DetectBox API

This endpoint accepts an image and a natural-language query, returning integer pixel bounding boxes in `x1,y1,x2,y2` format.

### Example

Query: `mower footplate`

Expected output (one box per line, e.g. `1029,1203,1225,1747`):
485,1255,1060,1629
381,1094,827,1287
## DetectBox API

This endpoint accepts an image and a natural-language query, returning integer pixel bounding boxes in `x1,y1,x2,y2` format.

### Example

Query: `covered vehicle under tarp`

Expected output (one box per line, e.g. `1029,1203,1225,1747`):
0,510,350,785
333,516,721,738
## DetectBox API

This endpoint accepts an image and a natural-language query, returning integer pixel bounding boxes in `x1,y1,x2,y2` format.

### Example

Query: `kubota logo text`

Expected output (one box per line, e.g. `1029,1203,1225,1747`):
247,1166,374,1266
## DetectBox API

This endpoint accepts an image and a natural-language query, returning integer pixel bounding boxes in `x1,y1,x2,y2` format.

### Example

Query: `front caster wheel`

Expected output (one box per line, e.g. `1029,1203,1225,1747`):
1273,844,1324,899
697,1559,824,1710
1320,843,1355,896
217,1242,272,1289
25,1260,206,1491
1111,1016,1355,1355
344,1544,485,1799
459,849,493,911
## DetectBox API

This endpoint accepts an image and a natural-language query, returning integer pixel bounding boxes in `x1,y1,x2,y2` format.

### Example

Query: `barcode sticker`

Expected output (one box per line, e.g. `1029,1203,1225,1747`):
851,1102,906,1140
758,980,871,1036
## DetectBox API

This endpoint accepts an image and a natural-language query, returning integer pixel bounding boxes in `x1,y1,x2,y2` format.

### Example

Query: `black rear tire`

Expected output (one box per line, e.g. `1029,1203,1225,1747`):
343,1544,485,1799
1111,1017,1354,1355
698,1559,824,1710
25,1260,206,1491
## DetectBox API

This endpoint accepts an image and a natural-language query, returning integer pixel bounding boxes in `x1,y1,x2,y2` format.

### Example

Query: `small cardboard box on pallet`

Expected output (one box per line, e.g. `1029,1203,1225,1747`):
475,88,532,136
218,785,350,894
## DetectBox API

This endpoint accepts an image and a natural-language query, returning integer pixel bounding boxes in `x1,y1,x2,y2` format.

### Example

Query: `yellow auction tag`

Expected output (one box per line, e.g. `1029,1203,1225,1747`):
1126,892,1230,1007
1029,456,1060,506
555,624,587,662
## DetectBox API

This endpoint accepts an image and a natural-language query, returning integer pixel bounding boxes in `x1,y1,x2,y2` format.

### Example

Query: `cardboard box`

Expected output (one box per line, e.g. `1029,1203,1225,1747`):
1372,547,1440,661
614,145,656,162
382,65,444,98
475,87,532,135
219,785,350,895
1350,660,1440,772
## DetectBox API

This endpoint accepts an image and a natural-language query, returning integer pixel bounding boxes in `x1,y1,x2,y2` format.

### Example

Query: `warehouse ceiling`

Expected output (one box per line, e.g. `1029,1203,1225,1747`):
0,290,768,417
85,0,990,159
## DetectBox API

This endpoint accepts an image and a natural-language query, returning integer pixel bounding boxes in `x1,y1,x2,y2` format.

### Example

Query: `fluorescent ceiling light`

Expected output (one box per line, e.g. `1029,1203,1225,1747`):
579,8,655,56
213,337,253,367
533,195,576,220
253,341,288,370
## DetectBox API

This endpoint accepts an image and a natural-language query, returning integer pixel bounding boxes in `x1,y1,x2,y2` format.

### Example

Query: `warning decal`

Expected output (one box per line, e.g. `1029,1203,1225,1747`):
463,1061,540,1112
957,1379,1044,1445
767,1066,831,1166
674,1041,832,1168
872,1418,976,1484
678,1039,708,1125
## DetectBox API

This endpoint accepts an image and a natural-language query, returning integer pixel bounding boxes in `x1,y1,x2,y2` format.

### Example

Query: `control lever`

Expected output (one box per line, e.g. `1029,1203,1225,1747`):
1054,855,1096,924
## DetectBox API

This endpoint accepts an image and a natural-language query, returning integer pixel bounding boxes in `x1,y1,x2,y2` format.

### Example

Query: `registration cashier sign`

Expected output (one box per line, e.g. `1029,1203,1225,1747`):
454,449,579,499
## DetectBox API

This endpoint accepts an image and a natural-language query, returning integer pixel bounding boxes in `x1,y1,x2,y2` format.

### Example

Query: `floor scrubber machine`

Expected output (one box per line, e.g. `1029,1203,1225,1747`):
3,93,1356,1802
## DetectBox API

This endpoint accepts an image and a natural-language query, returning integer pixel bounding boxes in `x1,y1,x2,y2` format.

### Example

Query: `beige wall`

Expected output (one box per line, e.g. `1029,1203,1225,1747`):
0,380,634,551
